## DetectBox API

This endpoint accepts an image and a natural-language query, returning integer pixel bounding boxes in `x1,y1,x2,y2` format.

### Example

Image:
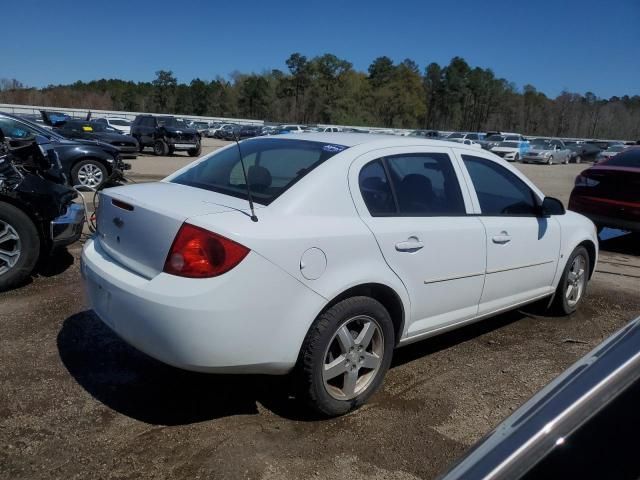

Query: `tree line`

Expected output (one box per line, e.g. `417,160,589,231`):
1,54,639,140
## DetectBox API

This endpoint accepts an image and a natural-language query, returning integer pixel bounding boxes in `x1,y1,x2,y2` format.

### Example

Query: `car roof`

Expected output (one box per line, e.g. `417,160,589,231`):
258,132,473,149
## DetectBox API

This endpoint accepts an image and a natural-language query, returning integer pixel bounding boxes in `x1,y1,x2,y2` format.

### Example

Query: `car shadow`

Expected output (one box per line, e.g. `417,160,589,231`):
36,247,75,278
57,311,315,425
598,229,640,256
58,308,532,426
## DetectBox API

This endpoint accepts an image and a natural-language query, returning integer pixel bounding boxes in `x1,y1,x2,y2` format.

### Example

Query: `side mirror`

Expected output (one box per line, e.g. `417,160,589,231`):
541,197,565,216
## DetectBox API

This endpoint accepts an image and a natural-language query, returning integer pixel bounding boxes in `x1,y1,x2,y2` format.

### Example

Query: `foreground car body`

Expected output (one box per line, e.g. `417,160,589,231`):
1,132,84,290
440,315,640,480
568,148,640,232
82,134,598,415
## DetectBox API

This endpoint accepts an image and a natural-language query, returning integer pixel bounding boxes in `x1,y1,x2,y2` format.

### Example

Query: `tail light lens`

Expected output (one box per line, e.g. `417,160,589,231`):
164,223,249,278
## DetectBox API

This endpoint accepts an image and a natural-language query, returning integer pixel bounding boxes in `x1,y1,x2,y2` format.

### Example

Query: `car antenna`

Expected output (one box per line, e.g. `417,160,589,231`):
233,132,258,222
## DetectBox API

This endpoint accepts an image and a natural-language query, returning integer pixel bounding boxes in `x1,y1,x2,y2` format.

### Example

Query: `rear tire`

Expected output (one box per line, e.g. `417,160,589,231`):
296,296,394,417
153,139,168,156
71,159,108,188
0,203,40,292
552,246,590,315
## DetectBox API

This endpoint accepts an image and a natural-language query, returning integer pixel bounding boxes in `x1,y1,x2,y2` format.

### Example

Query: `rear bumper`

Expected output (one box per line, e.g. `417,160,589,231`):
569,195,640,232
81,238,326,374
50,203,84,247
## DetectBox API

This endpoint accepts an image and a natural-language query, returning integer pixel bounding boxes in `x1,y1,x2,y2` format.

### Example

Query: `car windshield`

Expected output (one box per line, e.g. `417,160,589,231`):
447,133,464,139
500,142,520,148
109,119,131,126
1,115,66,141
157,117,189,128
486,135,504,141
531,140,550,149
604,149,640,168
171,139,348,205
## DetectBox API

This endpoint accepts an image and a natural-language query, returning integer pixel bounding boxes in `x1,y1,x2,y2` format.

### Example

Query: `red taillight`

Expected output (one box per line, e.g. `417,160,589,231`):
163,223,249,278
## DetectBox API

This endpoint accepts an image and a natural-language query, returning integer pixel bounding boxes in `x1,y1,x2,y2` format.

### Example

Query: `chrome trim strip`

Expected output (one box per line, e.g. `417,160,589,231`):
424,271,485,285
486,260,554,275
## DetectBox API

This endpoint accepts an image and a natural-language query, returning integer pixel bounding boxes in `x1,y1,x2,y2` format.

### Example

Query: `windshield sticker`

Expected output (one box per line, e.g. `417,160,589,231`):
322,144,347,153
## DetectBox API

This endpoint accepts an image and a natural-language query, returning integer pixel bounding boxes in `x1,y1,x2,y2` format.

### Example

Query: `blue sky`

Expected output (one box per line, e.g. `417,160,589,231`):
3,0,639,98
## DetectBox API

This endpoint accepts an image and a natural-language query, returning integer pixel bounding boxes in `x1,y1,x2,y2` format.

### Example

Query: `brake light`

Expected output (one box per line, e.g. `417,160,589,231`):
163,223,249,278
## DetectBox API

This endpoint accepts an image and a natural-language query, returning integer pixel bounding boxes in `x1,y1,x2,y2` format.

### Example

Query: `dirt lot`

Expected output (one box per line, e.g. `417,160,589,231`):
1,139,639,479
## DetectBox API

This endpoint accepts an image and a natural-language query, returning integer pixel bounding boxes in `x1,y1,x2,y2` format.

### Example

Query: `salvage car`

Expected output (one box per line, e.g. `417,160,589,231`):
440,315,640,480
564,141,601,163
598,143,627,161
568,147,640,233
131,115,201,156
0,112,129,188
522,139,572,165
54,120,139,158
82,133,598,416
93,117,133,135
0,129,84,291
490,141,530,161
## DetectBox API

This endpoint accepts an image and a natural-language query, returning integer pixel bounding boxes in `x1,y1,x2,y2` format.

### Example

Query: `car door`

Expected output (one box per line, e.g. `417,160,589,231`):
350,146,487,339
458,153,561,314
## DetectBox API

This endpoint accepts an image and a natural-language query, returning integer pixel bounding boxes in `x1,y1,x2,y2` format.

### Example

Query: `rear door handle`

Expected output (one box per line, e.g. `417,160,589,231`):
395,238,424,252
492,231,511,244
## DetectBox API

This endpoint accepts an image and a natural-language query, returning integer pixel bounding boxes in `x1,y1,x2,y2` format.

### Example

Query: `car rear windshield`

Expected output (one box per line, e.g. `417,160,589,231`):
171,138,348,205
603,149,640,168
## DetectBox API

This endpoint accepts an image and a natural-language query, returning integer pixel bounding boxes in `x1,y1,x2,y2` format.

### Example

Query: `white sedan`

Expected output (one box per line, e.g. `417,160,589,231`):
93,116,132,134
82,134,598,416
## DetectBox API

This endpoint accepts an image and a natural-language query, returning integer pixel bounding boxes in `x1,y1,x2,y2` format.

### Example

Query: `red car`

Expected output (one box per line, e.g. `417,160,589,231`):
569,147,640,233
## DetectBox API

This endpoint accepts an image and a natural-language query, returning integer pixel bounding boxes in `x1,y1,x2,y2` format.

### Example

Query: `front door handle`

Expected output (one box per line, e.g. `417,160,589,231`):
395,237,424,252
492,231,511,244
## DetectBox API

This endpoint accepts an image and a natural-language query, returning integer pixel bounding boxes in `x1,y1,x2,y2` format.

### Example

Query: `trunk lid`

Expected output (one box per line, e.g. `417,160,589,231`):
96,181,256,278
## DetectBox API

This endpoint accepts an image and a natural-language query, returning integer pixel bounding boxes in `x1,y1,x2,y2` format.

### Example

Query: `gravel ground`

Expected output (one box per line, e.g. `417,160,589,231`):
1,139,639,479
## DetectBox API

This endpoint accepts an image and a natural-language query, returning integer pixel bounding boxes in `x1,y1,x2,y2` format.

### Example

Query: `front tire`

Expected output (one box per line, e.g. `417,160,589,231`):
71,159,108,188
514,153,520,162
0,203,40,292
547,155,554,165
188,142,202,157
552,246,590,315
297,296,394,416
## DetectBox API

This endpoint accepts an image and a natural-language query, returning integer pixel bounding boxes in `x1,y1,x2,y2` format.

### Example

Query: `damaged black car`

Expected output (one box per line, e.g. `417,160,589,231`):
53,120,139,159
0,129,84,291
0,112,130,188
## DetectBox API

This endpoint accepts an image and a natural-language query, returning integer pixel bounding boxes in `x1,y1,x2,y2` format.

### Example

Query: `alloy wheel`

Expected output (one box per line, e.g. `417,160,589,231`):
322,315,384,401
77,163,104,188
566,254,587,308
0,220,21,276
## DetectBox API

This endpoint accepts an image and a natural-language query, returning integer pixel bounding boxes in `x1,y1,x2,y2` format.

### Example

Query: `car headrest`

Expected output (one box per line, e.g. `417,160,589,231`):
248,165,272,190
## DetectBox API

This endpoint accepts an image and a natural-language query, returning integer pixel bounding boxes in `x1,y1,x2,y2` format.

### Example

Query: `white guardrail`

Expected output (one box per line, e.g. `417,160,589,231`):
0,102,418,135
0,103,630,143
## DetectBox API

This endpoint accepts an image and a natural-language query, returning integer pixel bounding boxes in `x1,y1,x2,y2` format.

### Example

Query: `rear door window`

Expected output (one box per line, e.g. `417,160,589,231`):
358,152,466,216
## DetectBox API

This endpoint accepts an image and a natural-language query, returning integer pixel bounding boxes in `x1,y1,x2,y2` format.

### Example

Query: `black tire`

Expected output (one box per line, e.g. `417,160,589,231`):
188,142,202,157
137,138,145,153
0,202,40,292
168,145,175,155
547,155,554,165
514,153,519,162
296,296,395,416
575,155,582,164
71,159,108,189
153,139,169,156
552,246,590,315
